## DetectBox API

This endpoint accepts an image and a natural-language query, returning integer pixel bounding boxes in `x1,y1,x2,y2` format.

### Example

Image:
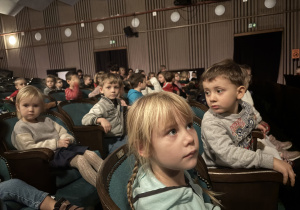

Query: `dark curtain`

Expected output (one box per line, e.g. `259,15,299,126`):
234,31,282,84
95,49,128,72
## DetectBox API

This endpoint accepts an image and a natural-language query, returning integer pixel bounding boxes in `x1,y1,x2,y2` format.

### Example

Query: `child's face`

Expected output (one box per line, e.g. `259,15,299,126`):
149,114,199,174
149,73,155,79
158,74,165,83
139,78,147,90
202,76,245,114
67,75,79,87
17,97,43,123
192,72,197,78
100,81,120,99
56,80,63,89
175,74,179,81
84,77,92,85
119,68,126,75
46,78,55,89
15,80,27,90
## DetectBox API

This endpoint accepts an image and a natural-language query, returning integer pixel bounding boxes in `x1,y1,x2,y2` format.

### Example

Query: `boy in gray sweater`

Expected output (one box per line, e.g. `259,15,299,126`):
82,73,126,154
200,59,295,187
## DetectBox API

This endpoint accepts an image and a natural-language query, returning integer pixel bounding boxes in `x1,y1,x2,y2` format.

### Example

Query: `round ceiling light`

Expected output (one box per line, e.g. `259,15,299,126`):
264,0,276,9
9,36,16,45
35,32,42,41
96,23,104,32
215,5,225,16
131,18,140,28
170,12,180,22
64,28,72,37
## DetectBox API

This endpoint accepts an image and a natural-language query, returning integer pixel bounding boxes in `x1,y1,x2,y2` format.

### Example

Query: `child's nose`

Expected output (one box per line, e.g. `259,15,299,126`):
209,92,217,101
183,130,194,145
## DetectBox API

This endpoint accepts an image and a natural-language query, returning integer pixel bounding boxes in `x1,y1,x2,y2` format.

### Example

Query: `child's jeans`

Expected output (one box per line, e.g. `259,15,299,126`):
0,179,48,209
104,135,127,154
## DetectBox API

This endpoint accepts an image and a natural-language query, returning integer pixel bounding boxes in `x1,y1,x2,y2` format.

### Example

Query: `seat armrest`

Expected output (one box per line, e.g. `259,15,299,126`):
72,125,107,157
208,168,282,183
4,148,54,161
3,148,56,193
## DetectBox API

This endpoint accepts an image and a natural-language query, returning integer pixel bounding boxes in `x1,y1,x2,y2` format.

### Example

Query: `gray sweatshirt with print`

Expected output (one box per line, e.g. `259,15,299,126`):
201,101,273,169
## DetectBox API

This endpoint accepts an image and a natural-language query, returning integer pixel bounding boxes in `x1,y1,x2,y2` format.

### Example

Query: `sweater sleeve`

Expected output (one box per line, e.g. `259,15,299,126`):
53,121,75,143
5,90,19,100
82,102,104,125
88,86,101,98
65,83,80,100
202,119,273,169
12,130,57,151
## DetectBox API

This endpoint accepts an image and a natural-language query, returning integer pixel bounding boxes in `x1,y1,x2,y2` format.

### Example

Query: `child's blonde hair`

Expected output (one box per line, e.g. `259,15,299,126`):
98,73,122,87
126,92,223,209
15,85,45,119
14,78,26,86
94,71,105,86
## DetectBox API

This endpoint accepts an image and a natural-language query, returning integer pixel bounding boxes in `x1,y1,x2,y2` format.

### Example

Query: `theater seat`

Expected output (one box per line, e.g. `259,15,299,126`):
0,111,101,208
49,90,66,101
97,145,213,210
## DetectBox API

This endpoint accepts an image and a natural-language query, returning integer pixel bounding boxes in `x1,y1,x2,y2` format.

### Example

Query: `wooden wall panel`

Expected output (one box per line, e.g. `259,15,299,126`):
58,1,75,24
90,0,109,19
28,9,44,29
128,32,149,72
94,38,111,50
167,28,189,70
34,46,50,79
63,42,80,69
209,21,234,65
125,0,145,13
7,49,22,77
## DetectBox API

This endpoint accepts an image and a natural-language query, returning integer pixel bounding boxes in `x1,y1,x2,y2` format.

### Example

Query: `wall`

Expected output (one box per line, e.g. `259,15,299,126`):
0,0,299,84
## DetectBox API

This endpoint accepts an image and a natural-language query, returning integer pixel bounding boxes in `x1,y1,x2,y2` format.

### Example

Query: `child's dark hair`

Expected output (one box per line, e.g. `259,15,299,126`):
163,71,174,82
110,64,119,73
200,59,246,88
77,69,83,74
129,73,146,89
45,75,56,84
66,71,78,81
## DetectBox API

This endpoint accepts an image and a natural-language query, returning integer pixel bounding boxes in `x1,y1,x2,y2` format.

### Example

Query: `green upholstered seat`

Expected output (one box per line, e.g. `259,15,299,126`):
191,106,206,119
0,91,14,99
49,91,66,101
193,119,204,155
61,103,94,126
80,89,92,99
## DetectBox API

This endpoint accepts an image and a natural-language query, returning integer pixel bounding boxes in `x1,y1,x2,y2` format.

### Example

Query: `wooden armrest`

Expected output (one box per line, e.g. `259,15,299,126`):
208,168,282,183
252,129,264,139
4,148,54,161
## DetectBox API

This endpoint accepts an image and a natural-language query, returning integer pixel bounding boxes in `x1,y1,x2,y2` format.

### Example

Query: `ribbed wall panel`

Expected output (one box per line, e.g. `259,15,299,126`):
43,0,65,70
0,0,299,82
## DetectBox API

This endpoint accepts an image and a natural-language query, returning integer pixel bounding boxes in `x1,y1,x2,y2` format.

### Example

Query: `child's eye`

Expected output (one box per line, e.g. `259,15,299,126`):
187,123,193,130
217,89,223,94
204,91,210,96
168,129,177,136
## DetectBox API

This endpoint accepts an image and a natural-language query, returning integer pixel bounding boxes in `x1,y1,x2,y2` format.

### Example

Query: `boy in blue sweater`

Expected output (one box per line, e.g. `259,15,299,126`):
127,73,147,105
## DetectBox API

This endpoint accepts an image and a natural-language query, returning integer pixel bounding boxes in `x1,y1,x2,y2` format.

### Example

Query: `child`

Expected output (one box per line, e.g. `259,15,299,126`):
89,72,105,98
157,72,165,87
127,73,147,105
126,92,220,210
82,73,126,154
5,78,27,101
65,71,82,100
44,75,56,95
148,72,155,79
119,67,126,80
55,77,64,90
82,74,94,89
162,71,180,95
76,69,84,87
200,60,295,186
11,85,103,187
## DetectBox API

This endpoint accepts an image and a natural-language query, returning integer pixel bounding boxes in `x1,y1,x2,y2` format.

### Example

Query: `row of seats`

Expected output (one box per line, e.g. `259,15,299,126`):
0,98,283,209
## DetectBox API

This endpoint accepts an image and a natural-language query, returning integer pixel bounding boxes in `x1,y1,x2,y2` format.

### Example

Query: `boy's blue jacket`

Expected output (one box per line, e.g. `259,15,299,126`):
128,89,143,105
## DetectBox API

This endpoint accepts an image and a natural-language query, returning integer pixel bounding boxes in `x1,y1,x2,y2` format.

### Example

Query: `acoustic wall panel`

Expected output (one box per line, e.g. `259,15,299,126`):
34,46,50,79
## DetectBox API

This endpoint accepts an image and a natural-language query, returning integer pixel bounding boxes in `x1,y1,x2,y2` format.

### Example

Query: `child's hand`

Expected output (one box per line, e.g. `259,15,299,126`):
273,158,295,186
256,124,266,137
58,138,70,148
120,99,127,106
9,97,14,102
97,118,112,133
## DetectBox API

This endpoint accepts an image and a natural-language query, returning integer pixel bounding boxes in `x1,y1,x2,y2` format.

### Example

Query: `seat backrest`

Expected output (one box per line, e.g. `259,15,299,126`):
58,99,97,126
80,88,92,99
97,145,212,210
0,111,75,151
49,90,66,101
0,91,14,99
0,156,12,181
193,116,204,155
188,100,208,119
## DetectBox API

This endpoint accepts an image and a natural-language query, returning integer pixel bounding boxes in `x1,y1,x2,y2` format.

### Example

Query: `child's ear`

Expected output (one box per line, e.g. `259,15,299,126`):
66,80,71,84
138,142,149,158
99,86,104,94
16,103,20,112
237,86,246,100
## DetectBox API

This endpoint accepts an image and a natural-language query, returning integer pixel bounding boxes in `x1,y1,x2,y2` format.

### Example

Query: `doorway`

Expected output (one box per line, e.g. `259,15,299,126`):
234,31,282,83
94,48,128,72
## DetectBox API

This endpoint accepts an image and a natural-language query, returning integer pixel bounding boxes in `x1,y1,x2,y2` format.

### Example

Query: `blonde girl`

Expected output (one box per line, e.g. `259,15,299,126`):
179,71,190,86
12,85,103,187
126,92,220,210
89,71,105,98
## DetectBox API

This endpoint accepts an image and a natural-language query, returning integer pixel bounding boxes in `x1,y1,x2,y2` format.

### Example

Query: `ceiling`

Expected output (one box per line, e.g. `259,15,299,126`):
0,0,80,16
